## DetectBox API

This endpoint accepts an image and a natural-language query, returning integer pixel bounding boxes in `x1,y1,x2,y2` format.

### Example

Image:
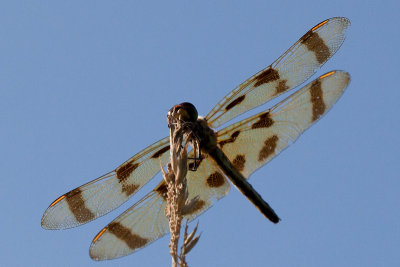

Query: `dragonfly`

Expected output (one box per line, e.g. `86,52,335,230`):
42,17,351,260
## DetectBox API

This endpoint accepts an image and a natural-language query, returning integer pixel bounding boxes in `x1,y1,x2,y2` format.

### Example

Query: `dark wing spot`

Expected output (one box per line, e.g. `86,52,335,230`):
206,172,225,188
184,199,206,215
225,95,246,111
121,184,139,197
310,79,326,121
232,154,246,172
218,130,240,148
151,145,170,159
275,79,289,95
155,182,168,200
258,135,279,161
251,112,274,129
116,162,139,183
300,30,330,64
65,188,95,223
253,67,280,87
108,222,148,250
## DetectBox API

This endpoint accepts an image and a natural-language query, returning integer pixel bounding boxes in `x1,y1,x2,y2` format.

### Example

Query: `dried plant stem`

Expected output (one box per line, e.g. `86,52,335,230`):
162,109,202,267
161,121,189,267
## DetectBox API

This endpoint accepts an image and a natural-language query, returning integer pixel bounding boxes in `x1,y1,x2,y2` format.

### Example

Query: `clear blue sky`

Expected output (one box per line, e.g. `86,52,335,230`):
1,1,399,266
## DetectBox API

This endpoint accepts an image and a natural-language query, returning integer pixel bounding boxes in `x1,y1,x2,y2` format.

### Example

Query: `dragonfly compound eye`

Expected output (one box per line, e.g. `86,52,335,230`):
175,102,198,122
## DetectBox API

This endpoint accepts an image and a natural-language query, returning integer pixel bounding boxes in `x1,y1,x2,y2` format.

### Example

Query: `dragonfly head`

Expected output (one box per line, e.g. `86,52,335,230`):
168,102,198,124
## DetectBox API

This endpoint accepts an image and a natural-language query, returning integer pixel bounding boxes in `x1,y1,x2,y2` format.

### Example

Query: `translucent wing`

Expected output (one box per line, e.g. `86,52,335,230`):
89,71,349,260
89,152,230,260
216,71,350,179
206,17,350,128
41,136,171,229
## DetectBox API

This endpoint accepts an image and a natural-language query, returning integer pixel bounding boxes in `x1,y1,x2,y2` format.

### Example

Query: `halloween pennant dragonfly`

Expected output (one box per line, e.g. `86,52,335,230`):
42,17,351,260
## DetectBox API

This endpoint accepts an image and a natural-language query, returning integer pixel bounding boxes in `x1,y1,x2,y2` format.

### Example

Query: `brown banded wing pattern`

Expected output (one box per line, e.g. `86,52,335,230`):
89,70,350,260
41,17,351,261
41,136,171,229
205,17,349,129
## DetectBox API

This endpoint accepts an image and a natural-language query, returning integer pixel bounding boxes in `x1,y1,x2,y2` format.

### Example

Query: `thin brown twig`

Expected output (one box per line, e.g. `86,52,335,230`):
161,110,201,267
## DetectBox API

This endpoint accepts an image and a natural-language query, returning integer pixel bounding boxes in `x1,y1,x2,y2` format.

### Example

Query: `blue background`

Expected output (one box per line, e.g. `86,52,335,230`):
1,1,399,266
